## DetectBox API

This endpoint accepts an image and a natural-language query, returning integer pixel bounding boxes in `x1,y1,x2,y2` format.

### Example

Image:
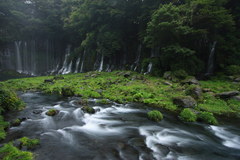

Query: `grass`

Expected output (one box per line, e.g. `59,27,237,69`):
180,108,197,122
148,110,163,122
2,71,240,122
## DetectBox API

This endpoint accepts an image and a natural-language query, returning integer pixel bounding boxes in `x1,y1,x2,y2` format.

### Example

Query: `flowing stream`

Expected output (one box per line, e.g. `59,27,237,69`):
2,92,240,160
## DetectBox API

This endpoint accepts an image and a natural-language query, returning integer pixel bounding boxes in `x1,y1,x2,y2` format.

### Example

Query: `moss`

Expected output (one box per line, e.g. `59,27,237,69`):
98,99,109,104
172,70,188,79
46,109,59,116
180,108,197,122
198,111,218,125
82,106,95,114
148,110,163,122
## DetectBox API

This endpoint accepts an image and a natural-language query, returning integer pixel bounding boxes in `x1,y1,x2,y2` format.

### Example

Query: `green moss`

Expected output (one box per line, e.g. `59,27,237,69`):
19,137,40,149
198,111,218,125
98,99,109,104
148,110,163,122
180,108,197,122
46,109,58,116
0,142,33,160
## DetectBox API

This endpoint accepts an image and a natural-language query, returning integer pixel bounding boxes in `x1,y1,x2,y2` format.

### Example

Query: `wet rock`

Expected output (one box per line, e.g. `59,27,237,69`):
202,88,212,93
131,76,136,81
128,138,146,147
18,117,30,122
124,71,131,78
181,76,200,85
230,96,240,101
12,140,21,149
81,106,95,114
215,91,239,98
155,143,170,157
11,119,21,126
21,146,28,151
44,79,53,83
235,78,240,82
163,81,172,86
46,109,59,116
173,96,195,108
33,110,43,114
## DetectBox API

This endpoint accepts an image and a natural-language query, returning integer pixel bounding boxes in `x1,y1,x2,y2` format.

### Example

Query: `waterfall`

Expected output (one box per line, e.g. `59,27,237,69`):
98,53,104,72
15,41,22,72
207,41,217,75
131,44,142,71
80,51,86,73
74,58,80,73
144,62,152,75
59,45,71,74
66,60,72,74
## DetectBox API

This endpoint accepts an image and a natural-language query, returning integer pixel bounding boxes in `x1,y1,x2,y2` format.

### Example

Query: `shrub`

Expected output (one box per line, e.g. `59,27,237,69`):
173,70,188,79
90,92,101,98
198,111,218,125
180,108,197,122
148,110,163,122
99,99,109,104
225,65,240,75
19,137,40,149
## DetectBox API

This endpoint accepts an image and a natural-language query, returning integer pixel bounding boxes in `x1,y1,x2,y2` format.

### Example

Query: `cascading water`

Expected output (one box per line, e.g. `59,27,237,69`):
59,45,71,74
144,62,153,75
207,41,217,75
80,51,86,73
66,60,72,74
74,58,80,73
98,53,104,72
131,44,142,72
15,41,22,72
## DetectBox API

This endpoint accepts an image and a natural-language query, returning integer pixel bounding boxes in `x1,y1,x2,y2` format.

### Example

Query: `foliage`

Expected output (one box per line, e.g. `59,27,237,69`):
173,70,188,79
0,116,9,140
225,65,240,75
180,108,197,122
198,111,218,125
19,137,40,149
46,109,58,116
148,110,163,122
98,99,109,104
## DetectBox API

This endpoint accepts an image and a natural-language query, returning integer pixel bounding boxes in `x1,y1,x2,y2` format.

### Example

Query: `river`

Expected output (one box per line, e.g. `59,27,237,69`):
2,91,240,160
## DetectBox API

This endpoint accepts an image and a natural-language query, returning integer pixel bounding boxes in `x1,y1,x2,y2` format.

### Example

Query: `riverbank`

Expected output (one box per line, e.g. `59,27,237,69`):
3,71,240,124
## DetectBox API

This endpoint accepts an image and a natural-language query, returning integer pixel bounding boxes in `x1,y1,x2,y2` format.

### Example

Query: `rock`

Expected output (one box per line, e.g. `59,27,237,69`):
12,140,21,149
95,89,103,95
117,72,124,76
230,96,240,101
235,78,240,82
91,74,97,77
33,110,43,114
128,138,146,147
155,144,170,157
124,71,131,78
18,117,30,122
181,76,200,85
228,76,234,80
163,72,172,80
81,106,95,114
137,75,144,80
114,71,118,74
206,92,215,97
232,82,239,85
186,85,202,99
131,76,136,81
173,96,195,108
215,91,239,98
188,108,200,116
202,88,212,93
125,81,132,86
44,79,53,83
46,109,59,116
163,81,172,85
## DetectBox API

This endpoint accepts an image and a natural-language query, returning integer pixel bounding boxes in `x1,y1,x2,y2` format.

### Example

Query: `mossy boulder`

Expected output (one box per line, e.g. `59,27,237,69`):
61,86,75,96
181,76,200,85
185,84,202,99
180,108,198,122
148,110,163,122
173,96,195,108
81,106,95,114
12,119,21,126
215,91,239,99
46,109,59,116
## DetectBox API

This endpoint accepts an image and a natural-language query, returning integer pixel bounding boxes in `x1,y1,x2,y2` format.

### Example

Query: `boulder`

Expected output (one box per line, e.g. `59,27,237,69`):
46,109,59,116
188,108,200,116
131,76,136,81
163,72,172,80
33,110,43,114
44,79,53,83
186,85,202,99
12,140,21,149
91,74,97,77
228,76,235,80
230,96,240,101
163,81,172,86
215,91,239,98
125,81,132,86
124,71,131,78
81,106,95,114
117,72,124,76
235,78,240,82
173,96,195,108
181,76,200,85
54,76,64,80
137,75,144,80
202,88,212,93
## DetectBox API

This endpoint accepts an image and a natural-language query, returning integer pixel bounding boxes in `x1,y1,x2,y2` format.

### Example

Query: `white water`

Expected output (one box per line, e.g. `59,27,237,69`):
74,58,80,73
98,53,104,72
144,62,152,75
15,41,22,72
207,41,217,74
80,51,86,73
131,44,142,71
59,45,71,74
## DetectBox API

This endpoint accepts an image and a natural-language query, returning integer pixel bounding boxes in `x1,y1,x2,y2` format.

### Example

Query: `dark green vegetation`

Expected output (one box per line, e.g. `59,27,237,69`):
19,137,40,150
46,109,59,116
148,110,163,122
1,0,240,75
180,109,197,122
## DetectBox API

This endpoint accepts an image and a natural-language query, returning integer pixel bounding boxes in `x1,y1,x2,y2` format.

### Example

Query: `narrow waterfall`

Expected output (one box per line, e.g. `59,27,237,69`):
98,53,104,72
80,51,86,73
144,62,152,75
132,44,142,71
74,58,80,73
207,41,217,74
66,60,72,74
59,45,71,74
15,41,22,72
